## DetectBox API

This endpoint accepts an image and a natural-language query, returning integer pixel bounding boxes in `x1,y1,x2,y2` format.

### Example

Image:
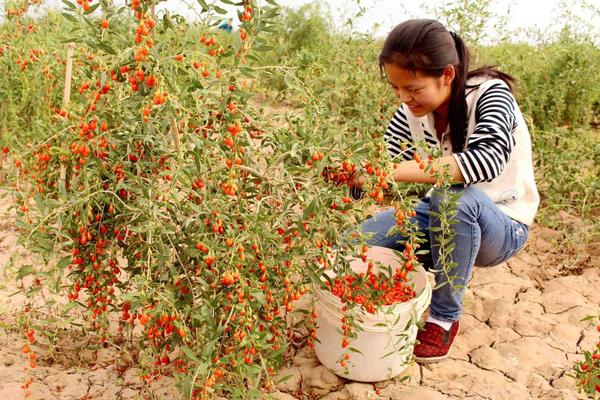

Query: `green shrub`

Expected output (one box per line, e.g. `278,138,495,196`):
480,32,600,130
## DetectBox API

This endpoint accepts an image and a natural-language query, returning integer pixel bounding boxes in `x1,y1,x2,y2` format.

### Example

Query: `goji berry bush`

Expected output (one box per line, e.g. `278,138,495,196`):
573,316,600,398
1,0,439,398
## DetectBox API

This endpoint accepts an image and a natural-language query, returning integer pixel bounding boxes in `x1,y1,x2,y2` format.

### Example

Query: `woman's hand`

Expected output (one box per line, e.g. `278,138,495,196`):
321,165,369,189
321,166,360,187
347,171,367,189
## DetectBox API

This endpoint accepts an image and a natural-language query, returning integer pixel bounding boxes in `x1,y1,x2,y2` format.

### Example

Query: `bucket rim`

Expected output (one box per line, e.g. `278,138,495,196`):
313,264,430,309
313,266,432,328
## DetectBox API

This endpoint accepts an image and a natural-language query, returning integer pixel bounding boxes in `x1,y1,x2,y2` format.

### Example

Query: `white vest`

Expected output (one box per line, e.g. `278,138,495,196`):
403,77,540,225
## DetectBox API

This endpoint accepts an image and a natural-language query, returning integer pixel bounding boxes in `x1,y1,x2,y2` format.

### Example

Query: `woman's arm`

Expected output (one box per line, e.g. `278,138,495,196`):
349,155,463,189
389,155,464,184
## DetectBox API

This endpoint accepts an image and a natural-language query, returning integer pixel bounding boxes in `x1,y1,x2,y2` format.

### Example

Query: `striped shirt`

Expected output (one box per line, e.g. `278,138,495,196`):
384,82,518,185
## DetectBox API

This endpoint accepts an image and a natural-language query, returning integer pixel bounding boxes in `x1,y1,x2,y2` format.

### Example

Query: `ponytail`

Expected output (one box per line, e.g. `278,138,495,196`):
469,65,516,92
448,32,469,153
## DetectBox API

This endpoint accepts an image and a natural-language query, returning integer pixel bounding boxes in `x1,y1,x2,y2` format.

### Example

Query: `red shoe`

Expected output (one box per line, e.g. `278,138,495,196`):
413,321,459,363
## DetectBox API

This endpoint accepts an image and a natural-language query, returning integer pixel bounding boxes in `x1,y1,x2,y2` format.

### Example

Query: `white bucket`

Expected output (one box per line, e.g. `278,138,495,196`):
313,246,432,382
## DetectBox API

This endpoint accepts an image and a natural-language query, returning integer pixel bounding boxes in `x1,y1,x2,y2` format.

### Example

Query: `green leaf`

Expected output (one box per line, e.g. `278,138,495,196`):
213,5,227,14
44,199,63,209
107,30,129,43
262,8,280,19
321,271,334,288
260,25,279,33
192,149,202,173
254,45,274,52
233,89,253,98
163,13,175,29
250,289,266,305
61,301,79,313
238,66,255,77
62,0,77,10
303,198,318,222
61,12,79,23
52,269,65,293
182,346,201,362
57,256,72,270
196,0,208,11
181,379,192,398
381,349,400,359
15,219,29,230
94,41,117,55
183,247,202,258
276,374,293,384
16,265,35,280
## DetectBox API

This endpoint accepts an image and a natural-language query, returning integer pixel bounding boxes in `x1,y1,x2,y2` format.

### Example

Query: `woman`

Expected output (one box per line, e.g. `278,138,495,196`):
351,19,539,363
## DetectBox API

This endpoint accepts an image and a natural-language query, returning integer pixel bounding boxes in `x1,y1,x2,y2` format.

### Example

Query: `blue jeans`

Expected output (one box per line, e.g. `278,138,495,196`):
359,186,529,322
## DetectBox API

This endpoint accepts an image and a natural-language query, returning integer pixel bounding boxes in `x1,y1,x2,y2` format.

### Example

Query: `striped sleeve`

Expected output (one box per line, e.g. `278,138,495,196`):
453,82,517,185
384,107,414,161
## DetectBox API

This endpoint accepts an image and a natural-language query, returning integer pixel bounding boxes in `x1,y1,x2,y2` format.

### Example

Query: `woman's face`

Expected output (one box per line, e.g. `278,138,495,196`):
383,63,454,117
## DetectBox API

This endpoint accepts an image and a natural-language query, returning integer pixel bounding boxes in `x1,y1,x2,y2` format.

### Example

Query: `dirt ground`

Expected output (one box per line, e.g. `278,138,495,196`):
0,188,598,400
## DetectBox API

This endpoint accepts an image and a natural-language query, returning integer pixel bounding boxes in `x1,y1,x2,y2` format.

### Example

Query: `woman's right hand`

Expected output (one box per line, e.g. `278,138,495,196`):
322,166,366,188
347,171,367,189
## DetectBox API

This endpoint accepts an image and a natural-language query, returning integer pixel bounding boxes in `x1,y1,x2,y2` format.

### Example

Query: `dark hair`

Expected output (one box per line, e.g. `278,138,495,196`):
379,19,515,152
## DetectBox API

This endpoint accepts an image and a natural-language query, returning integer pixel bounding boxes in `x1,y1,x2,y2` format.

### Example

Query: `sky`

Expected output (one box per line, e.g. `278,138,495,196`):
256,0,566,33
29,0,600,42
280,0,592,29
158,0,600,41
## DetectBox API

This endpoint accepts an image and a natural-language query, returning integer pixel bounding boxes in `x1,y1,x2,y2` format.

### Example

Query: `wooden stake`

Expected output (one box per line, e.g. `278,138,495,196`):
63,43,74,108
59,43,74,194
